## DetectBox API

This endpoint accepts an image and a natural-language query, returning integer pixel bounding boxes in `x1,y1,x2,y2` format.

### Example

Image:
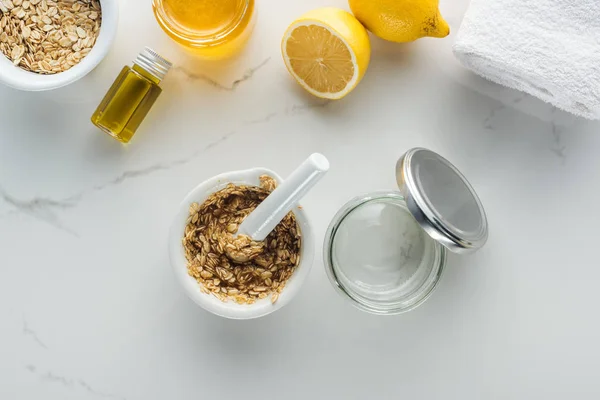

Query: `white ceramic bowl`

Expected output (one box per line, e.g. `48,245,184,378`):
169,168,315,320
0,0,118,91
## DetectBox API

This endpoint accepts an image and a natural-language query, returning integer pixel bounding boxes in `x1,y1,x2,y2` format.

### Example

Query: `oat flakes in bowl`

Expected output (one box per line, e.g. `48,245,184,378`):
0,0,101,74
169,168,315,320
184,176,301,306
0,0,117,91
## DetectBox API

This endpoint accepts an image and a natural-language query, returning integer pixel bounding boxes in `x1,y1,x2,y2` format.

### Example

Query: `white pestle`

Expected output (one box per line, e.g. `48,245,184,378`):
236,153,330,242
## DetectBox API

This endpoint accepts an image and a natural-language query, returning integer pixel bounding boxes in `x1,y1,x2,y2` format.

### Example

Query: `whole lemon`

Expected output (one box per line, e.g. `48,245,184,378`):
348,0,450,43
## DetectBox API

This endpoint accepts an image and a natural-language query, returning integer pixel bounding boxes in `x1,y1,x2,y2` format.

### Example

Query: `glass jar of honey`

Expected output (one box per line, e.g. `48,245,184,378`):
152,0,256,59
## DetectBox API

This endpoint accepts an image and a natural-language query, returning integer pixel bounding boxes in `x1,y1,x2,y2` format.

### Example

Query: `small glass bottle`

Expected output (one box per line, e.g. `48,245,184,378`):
91,48,172,144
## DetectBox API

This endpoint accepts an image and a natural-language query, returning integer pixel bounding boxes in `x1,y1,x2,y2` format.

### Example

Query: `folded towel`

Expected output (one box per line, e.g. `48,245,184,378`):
453,0,600,120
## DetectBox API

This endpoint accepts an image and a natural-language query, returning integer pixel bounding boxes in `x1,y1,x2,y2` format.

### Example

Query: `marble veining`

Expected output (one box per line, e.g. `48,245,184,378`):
92,131,238,187
26,366,126,400
481,94,527,131
0,186,81,235
173,57,271,91
549,108,567,162
2,1,600,399
245,100,331,124
23,321,48,350
482,104,505,130
0,130,238,235
0,92,330,236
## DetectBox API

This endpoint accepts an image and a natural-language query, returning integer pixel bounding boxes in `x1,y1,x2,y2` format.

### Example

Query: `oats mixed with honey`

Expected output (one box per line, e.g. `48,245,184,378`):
183,176,301,305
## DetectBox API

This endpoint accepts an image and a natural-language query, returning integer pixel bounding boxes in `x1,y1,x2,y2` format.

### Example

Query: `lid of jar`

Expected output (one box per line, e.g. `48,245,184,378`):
396,148,488,254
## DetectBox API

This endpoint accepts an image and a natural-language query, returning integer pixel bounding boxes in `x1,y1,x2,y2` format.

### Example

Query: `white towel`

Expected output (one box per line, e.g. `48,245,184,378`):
453,0,600,120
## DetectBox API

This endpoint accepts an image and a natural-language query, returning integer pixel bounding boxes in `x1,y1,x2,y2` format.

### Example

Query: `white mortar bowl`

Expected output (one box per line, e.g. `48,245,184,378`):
0,0,118,91
169,168,315,320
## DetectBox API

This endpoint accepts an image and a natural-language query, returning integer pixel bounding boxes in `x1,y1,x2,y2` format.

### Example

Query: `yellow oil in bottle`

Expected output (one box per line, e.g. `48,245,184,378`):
152,0,256,59
91,48,172,143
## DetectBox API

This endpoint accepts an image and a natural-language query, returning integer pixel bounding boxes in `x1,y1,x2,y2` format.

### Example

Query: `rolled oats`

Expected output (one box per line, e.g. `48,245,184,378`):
0,0,101,74
183,176,302,305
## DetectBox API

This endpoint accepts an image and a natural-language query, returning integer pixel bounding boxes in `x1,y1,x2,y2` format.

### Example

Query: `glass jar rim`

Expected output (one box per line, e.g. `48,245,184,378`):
323,191,446,315
152,0,253,47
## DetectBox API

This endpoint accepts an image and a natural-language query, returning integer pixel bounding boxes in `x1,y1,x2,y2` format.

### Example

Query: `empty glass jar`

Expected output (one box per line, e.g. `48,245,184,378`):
323,148,488,314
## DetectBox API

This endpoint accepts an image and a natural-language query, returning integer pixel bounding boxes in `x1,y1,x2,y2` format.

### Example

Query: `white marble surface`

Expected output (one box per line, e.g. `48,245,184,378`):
2,0,600,398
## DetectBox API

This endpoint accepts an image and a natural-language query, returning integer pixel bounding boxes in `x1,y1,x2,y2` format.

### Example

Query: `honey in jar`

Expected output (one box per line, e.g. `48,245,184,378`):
152,0,256,59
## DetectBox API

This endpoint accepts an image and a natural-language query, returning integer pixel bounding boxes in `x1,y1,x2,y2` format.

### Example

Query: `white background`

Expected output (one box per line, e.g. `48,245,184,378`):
1,0,600,399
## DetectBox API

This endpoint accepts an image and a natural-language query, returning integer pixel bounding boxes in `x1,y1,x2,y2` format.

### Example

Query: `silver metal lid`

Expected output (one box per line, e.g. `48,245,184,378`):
396,148,488,254
134,47,172,82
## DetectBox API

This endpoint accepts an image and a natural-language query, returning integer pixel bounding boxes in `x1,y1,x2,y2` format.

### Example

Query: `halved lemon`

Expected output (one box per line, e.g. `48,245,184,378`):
281,7,371,100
